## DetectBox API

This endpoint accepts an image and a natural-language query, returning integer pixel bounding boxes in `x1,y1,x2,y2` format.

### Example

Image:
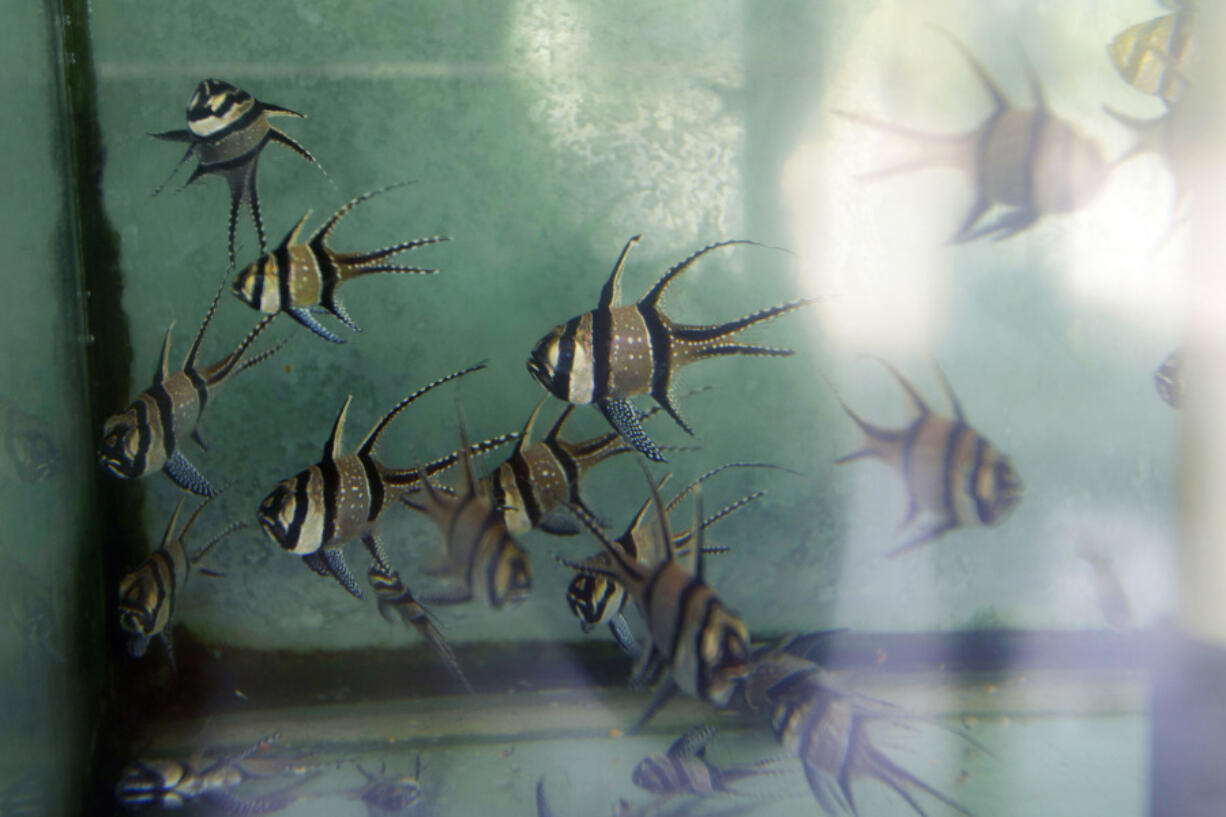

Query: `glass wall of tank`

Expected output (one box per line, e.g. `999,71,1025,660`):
81,1,1218,816
0,3,103,816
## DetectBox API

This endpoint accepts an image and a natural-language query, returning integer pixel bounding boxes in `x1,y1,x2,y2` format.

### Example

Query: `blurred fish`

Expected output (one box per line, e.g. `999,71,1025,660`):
368,561,472,691
632,725,782,798
0,398,59,483
827,359,1022,557
0,771,47,817
1107,4,1195,108
116,731,315,813
352,757,422,816
152,79,325,270
0,560,63,664
1080,546,1134,630
526,235,813,461
836,31,1108,242
402,408,534,609
1154,348,1182,408
231,184,448,343
565,463,772,656
118,493,243,668
98,282,283,496
562,467,751,731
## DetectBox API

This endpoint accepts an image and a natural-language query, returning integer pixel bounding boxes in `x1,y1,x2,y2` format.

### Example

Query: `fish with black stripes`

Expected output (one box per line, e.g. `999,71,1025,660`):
632,725,782,798
836,30,1107,243
402,410,534,609
1154,347,1182,408
115,731,316,814
350,756,423,817
98,283,283,497
490,393,700,538
118,493,244,668
565,463,772,657
257,363,508,598
526,235,814,462
0,397,59,483
746,643,975,817
562,465,751,731
153,79,325,270
826,359,1022,557
231,183,448,343
1107,1,1195,109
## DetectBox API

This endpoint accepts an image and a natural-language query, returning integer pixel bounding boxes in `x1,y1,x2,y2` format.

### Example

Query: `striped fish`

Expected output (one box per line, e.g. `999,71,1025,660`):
565,463,771,654
1108,5,1195,108
526,236,814,462
367,561,472,692
0,397,59,483
836,30,1107,242
98,283,282,497
115,732,314,814
762,666,972,817
231,183,448,343
828,359,1022,557
256,363,510,601
352,757,422,817
153,79,325,270
563,466,751,728
1154,348,1182,408
118,493,244,667
402,412,534,609
632,725,781,798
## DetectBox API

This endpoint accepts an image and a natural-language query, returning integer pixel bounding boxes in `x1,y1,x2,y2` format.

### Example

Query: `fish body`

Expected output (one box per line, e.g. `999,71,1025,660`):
118,495,243,666
838,32,1107,242
565,463,768,651
153,79,324,270
0,398,59,483
1154,348,1182,408
526,236,813,461
368,561,472,691
98,285,281,497
232,184,448,343
353,757,422,816
403,414,534,609
564,468,750,712
1108,7,1195,107
257,363,502,600
116,732,309,814
829,360,1022,556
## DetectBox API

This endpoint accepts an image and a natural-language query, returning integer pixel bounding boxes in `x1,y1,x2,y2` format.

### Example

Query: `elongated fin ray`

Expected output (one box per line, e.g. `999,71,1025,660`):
673,298,817,344
597,234,641,310
266,127,324,174
690,485,706,578
189,520,247,567
930,361,966,422
159,498,187,549
356,363,487,460
928,25,1010,116
639,459,675,564
338,235,449,269
207,313,279,385
871,357,930,417
818,369,905,461
640,239,765,308
177,484,228,545
150,139,196,197
184,276,228,372
565,496,644,583
385,431,520,488
155,323,175,384
628,676,679,734
311,182,414,247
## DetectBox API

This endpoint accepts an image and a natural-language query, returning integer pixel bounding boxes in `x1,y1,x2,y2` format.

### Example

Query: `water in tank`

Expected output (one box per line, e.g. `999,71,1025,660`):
5,0,1226,815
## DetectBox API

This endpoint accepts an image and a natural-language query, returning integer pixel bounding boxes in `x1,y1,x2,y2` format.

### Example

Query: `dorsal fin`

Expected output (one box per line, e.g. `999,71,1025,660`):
356,362,487,460
690,484,706,578
1019,51,1047,114
158,498,186,550
454,403,479,496
639,239,760,309
931,26,1009,118
184,276,227,372
567,495,643,583
930,362,966,423
276,210,313,251
622,473,674,561
325,395,353,462
872,357,930,418
638,459,675,564
312,182,413,248
543,404,576,443
513,397,549,458
178,485,225,544
154,322,175,384
597,235,641,310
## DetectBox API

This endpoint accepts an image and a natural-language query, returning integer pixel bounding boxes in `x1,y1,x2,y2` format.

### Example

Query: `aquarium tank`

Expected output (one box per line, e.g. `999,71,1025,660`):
4,0,1226,815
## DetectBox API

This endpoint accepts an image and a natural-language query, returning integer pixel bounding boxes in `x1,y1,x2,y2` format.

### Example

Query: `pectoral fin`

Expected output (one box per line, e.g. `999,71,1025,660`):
599,398,666,462
164,452,216,497
321,549,363,599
